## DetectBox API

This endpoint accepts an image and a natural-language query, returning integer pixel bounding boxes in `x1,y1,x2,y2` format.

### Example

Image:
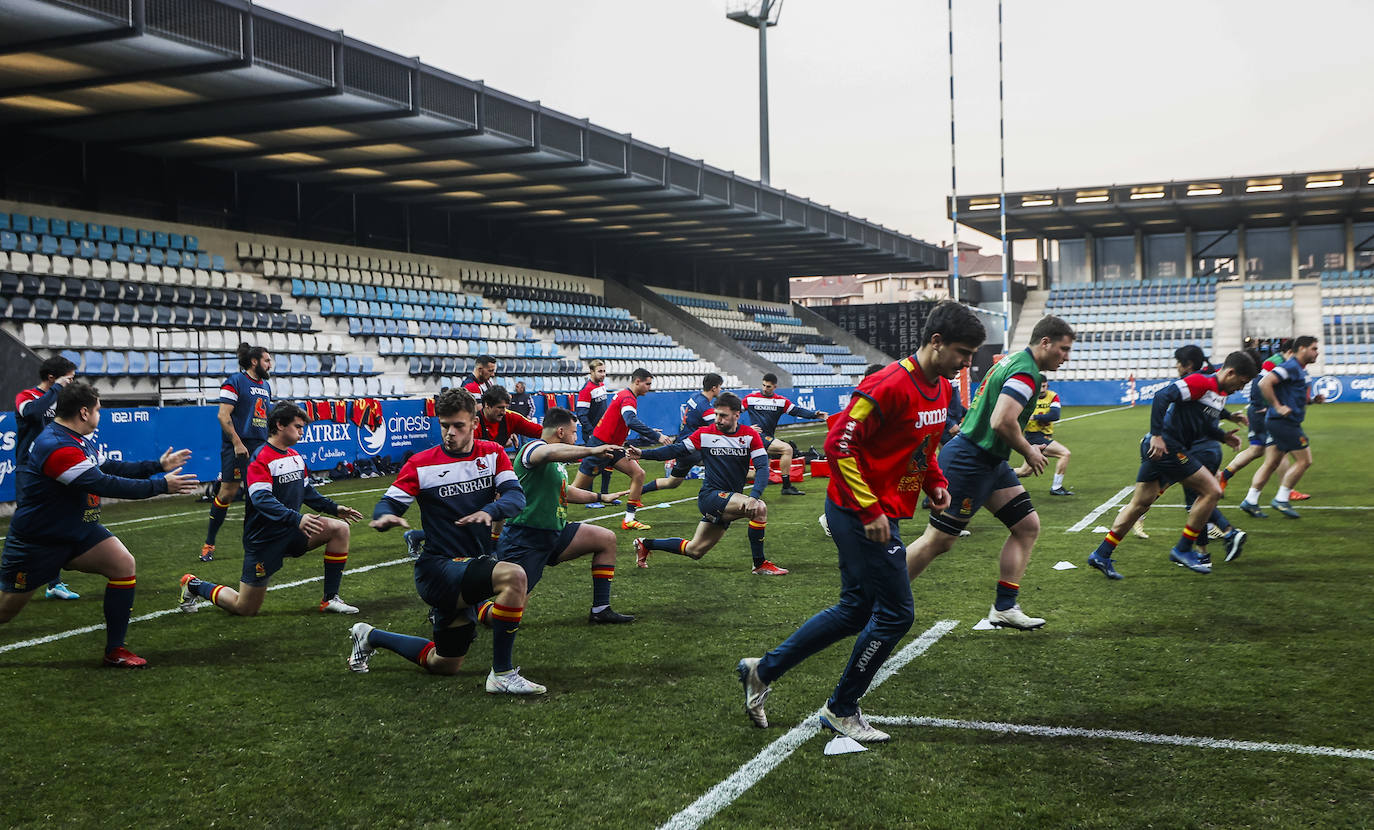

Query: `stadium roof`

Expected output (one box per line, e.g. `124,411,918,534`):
0,0,945,279
953,169,1374,240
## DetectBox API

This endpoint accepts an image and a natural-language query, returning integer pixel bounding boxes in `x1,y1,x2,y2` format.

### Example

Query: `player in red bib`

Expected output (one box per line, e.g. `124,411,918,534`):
569,368,672,530
461,355,497,396
736,301,985,741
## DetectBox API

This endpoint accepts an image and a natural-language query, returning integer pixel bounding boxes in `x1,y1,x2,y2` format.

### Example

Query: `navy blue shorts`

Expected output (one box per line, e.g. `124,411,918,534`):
939,435,1021,520
577,436,627,477
1247,405,1269,447
697,489,736,525
1026,432,1054,447
0,524,114,593
495,522,580,592
220,439,264,484
667,449,703,479
414,553,498,630
1136,436,1203,487
1189,442,1223,475
1265,418,1309,453
241,532,309,586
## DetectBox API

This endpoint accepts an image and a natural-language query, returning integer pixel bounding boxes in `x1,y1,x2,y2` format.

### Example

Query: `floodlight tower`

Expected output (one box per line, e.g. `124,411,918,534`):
726,0,784,185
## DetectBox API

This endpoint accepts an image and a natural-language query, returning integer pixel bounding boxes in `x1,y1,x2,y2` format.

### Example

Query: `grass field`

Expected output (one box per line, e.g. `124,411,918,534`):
3,405,1373,829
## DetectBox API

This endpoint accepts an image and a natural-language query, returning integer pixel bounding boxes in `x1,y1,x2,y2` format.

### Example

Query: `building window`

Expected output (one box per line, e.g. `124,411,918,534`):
1245,227,1290,280
1297,225,1345,278
1353,222,1374,270
1144,233,1185,279
1194,230,1237,279
1053,239,1088,284
1095,235,1136,281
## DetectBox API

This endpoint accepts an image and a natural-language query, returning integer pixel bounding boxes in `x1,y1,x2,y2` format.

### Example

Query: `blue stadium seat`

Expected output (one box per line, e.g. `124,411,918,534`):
82,350,104,375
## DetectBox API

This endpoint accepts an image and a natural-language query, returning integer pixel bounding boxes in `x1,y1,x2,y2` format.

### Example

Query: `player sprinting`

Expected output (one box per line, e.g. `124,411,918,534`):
904,316,1075,630
1086,351,1257,579
1129,345,1213,540
461,355,497,396
631,392,782,575
607,372,722,500
349,388,543,694
1219,342,1308,501
575,359,617,506
14,354,81,600
744,373,828,496
1013,381,1073,495
569,367,672,531
476,406,634,626
1239,336,1322,519
200,342,273,563
736,301,984,741
1,381,199,667
179,402,364,616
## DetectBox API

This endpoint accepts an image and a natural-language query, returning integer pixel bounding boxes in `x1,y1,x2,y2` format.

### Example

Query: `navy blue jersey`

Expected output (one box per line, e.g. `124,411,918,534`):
218,371,271,445
1150,373,1229,452
13,385,61,466
575,380,609,437
9,422,166,542
643,424,770,499
1265,357,1309,424
677,391,717,440
374,440,526,558
1248,353,1282,414
743,391,819,437
243,443,337,548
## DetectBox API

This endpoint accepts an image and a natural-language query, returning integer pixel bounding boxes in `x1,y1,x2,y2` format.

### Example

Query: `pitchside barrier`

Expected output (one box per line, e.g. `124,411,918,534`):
0,385,861,503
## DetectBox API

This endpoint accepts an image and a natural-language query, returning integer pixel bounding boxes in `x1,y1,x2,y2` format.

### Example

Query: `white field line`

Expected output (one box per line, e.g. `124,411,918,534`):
1066,485,1134,533
1057,405,1133,423
0,485,389,543
578,495,700,524
865,715,1374,762
1165,504,1373,511
0,557,412,655
658,619,959,830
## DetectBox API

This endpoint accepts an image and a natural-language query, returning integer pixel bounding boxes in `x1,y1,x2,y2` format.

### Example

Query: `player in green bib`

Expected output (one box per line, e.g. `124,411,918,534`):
478,406,637,627
904,315,1075,630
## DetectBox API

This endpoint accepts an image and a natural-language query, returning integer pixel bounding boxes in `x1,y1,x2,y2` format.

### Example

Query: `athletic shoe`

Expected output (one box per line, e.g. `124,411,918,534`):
319,595,360,614
1238,500,1268,519
1224,528,1248,562
959,529,972,538
1195,550,1212,566
45,582,80,600
818,704,889,743
987,603,1046,630
403,529,424,559
736,657,771,728
633,537,650,569
1207,523,1225,540
818,513,831,538
602,498,622,506
780,484,805,496
585,502,605,509
1289,490,1311,501
485,667,547,695
1270,499,1300,519
1049,486,1074,496
1087,553,1123,580
588,607,635,624
199,544,215,563
1169,547,1212,574
102,647,148,668
177,573,200,613
347,622,375,673
752,561,789,576
1131,520,1150,540
622,519,651,531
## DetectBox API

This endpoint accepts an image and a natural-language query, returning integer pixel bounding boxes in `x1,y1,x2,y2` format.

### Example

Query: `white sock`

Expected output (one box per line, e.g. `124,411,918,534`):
1052,473,1064,489
1276,485,1292,502
1245,487,1262,504
590,604,608,614
625,503,637,520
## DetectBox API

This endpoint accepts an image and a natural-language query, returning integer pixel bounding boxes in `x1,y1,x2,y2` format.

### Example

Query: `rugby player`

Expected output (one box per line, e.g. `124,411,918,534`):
199,342,272,563
14,354,80,599
1013,381,1073,495
743,374,828,496
569,368,672,531
575,359,616,506
1239,336,1322,519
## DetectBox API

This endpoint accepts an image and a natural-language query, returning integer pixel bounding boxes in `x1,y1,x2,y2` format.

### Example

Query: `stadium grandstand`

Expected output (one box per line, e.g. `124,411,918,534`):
0,0,945,415
954,169,1374,382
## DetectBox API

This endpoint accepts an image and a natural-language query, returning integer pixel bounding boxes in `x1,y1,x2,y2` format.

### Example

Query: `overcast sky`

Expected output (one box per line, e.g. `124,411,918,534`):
262,0,1374,251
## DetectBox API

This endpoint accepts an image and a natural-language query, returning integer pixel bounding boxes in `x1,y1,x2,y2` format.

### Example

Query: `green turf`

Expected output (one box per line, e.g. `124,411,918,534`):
2,406,1372,828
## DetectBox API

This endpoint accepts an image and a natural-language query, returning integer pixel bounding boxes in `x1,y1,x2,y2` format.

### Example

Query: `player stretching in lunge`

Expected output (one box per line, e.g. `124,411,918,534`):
607,372,722,501
744,374,828,496
2,381,199,667
736,301,983,740
1239,336,1322,519
904,316,1075,630
348,389,544,695
179,403,365,616
1086,351,1257,579
569,368,672,531
200,342,273,562
1013,381,1073,495
631,392,783,575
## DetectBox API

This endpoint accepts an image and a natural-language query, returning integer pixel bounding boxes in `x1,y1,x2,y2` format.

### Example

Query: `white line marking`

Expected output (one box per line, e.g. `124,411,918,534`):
659,619,959,830
1066,485,1134,533
864,715,1374,761
579,495,700,525
1160,504,1373,511
0,557,412,655
1057,405,1133,423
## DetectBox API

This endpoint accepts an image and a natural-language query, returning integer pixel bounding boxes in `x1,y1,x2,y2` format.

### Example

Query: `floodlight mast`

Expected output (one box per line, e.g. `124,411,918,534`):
726,0,784,185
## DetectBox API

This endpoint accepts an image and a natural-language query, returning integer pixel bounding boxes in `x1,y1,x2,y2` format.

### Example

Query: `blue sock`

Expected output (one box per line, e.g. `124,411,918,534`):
647,537,687,554
188,576,218,600
1093,531,1122,558
490,603,523,673
206,497,230,545
369,628,433,666
640,479,658,494
103,576,137,653
1211,508,1231,533
1177,525,1201,553
591,564,613,608
322,550,347,598
599,471,612,496
994,580,1019,612
748,521,767,568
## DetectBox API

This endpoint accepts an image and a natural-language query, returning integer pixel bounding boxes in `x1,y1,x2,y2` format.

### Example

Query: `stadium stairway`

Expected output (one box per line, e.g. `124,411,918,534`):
1011,289,1047,346
1213,283,1244,358
1292,281,1324,369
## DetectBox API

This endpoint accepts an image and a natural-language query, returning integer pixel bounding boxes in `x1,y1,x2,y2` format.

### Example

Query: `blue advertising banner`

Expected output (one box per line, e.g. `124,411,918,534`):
1048,375,1374,407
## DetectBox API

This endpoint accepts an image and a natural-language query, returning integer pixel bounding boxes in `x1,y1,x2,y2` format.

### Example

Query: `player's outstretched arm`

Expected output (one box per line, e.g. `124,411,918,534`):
523,441,623,467
638,440,689,462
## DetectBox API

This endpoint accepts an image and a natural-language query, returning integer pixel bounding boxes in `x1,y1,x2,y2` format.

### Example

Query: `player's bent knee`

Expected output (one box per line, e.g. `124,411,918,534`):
433,623,476,667
993,492,1036,531
928,512,969,538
